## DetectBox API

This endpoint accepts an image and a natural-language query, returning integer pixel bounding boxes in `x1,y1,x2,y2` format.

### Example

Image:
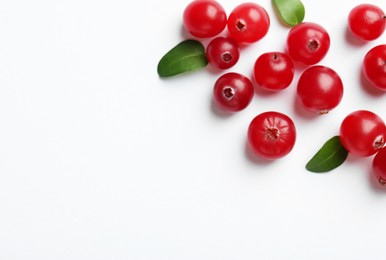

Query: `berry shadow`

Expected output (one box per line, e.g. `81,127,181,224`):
345,154,386,194
250,74,281,98
292,96,321,121
244,140,275,167
210,97,234,119
344,26,368,47
180,24,190,39
206,63,227,76
179,24,211,46
158,69,206,82
293,61,311,72
359,67,386,97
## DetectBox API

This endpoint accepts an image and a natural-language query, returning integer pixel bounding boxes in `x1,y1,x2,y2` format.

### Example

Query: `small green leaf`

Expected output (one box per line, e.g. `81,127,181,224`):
306,136,348,173
157,39,208,77
273,0,305,27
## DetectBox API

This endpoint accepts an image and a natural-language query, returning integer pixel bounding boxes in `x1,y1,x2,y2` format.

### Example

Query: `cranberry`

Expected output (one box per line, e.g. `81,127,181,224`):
296,65,344,114
363,44,386,91
183,0,227,38
206,37,240,70
340,110,386,157
348,4,386,41
247,111,296,160
227,3,270,45
286,22,330,65
213,72,254,112
253,52,294,91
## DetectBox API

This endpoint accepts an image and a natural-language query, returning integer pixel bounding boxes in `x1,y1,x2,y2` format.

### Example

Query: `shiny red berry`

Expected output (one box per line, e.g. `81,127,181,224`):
286,22,330,65
213,72,254,112
372,146,386,186
227,3,270,45
348,4,386,41
253,52,294,91
340,110,386,157
183,0,227,38
206,37,240,70
297,65,343,114
247,111,296,160
363,44,386,91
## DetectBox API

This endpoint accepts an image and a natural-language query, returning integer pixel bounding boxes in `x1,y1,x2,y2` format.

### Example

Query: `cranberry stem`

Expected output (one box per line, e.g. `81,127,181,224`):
222,52,232,63
308,39,319,51
267,128,279,141
235,20,246,31
223,87,235,99
374,136,385,149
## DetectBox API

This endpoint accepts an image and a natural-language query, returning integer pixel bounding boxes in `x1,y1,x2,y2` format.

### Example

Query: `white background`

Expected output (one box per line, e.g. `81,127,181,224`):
0,0,386,259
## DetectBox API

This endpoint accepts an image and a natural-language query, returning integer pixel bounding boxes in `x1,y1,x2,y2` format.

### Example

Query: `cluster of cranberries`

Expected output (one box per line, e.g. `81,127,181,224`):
182,1,386,182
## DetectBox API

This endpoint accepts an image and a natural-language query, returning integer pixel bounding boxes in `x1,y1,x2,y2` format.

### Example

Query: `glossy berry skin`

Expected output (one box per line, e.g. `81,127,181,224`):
363,44,386,91
247,111,296,160
348,4,386,41
372,146,386,186
253,52,294,91
286,22,330,65
297,65,343,114
227,3,270,45
206,37,240,70
340,110,386,157
213,72,254,112
183,0,227,38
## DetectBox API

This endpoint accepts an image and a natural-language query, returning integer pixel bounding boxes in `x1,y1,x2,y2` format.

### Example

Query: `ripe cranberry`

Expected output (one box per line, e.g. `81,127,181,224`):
286,22,330,65
183,0,227,38
372,146,386,186
340,110,386,157
296,65,344,114
348,4,386,41
253,52,294,91
363,44,386,91
206,37,240,70
227,3,270,45
247,111,296,160
213,72,254,112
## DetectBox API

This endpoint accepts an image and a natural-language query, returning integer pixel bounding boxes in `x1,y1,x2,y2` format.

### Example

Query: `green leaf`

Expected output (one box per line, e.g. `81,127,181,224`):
157,39,208,77
272,0,305,27
306,136,348,173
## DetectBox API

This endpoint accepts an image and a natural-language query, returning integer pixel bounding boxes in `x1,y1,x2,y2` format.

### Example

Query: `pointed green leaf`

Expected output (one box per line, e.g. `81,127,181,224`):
306,136,348,173
157,40,208,77
273,0,305,27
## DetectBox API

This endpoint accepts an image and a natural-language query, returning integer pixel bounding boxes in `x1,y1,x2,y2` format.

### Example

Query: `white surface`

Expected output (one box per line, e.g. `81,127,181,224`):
0,0,386,259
